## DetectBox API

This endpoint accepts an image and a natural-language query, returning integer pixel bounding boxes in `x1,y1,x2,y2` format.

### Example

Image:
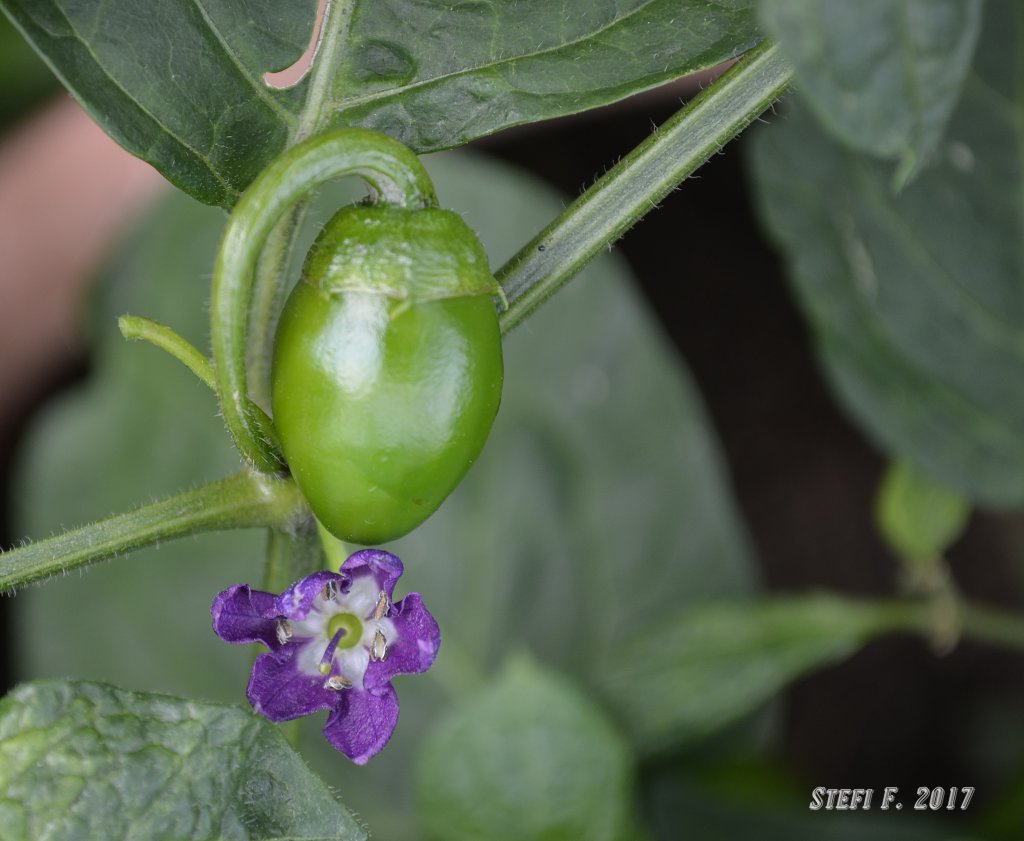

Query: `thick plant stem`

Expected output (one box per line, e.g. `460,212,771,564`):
246,0,358,411
0,472,306,591
293,0,356,144
262,517,326,594
209,129,438,473
496,40,794,333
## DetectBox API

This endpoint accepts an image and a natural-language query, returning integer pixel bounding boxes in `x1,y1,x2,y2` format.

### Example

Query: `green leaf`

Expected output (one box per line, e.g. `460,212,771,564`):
758,0,981,186
0,680,366,841
0,0,761,206
414,656,634,841
875,460,969,565
748,3,1024,506
600,595,913,754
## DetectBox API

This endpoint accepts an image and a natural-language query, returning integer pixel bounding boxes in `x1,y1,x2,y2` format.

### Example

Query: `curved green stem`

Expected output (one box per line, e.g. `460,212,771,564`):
119,315,216,390
118,314,280,449
0,472,306,590
210,128,438,473
245,207,307,410
496,40,794,333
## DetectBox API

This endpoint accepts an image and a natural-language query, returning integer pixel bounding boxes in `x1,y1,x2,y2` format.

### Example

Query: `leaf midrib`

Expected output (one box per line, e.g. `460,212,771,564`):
186,0,297,126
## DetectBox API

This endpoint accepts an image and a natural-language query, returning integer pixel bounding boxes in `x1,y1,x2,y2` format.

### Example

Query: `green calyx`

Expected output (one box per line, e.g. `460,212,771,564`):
326,612,364,650
302,205,500,303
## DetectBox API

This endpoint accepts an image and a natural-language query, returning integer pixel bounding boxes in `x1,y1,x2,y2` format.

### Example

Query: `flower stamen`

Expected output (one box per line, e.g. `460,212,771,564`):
322,580,339,601
371,628,388,661
275,619,293,645
324,674,353,691
372,591,389,620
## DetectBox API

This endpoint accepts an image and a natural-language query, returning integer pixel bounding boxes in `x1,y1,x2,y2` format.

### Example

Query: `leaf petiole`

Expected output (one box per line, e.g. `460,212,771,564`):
0,471,307,590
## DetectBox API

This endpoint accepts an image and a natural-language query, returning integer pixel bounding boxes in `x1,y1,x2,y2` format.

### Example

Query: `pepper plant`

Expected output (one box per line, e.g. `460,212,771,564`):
1,1,1023,839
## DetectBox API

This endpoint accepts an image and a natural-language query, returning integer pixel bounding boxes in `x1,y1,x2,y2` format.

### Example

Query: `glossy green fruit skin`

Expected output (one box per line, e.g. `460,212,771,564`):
271,205,503,545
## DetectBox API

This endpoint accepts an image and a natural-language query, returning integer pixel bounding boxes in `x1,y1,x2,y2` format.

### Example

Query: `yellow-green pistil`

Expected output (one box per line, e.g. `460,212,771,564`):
318,612,363,675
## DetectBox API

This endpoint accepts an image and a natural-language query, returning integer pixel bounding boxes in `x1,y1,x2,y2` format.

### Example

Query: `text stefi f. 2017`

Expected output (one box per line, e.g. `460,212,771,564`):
809,787,974,811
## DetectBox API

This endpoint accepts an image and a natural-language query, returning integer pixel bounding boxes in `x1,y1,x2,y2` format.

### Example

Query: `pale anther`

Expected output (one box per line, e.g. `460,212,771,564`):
372,591,389,620
371,628,388,661
322,580,339,601
275,619,292,645
325,674,352,691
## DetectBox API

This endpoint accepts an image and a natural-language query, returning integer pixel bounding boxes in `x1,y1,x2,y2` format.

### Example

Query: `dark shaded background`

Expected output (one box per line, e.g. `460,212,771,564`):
3,53,1024,822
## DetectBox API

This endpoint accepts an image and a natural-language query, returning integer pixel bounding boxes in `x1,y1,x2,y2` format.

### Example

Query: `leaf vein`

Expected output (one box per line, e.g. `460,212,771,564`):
185,0,297,126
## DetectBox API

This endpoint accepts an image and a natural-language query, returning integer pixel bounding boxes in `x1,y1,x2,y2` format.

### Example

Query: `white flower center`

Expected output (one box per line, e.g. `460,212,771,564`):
289,576,397,690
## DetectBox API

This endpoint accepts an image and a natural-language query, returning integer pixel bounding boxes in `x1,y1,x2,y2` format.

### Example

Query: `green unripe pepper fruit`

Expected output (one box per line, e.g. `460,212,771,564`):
271,204,503,544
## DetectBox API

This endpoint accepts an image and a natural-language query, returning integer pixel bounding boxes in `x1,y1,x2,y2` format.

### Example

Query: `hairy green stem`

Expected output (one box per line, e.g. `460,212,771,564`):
119,315,216,390
119,313,280,447
0,472,306,591
496,40,794,333
293,0,355,143
259,519,324,750
262,517,326,594
246,0,357,409
210,129,438,472
245,210,305,410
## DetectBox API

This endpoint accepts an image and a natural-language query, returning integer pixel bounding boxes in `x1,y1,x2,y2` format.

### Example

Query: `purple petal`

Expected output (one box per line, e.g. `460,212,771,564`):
364,593,440,690
247,650,337,721
274,570,343,620
211,584,280,649
340,549,403,600
322,685,399,764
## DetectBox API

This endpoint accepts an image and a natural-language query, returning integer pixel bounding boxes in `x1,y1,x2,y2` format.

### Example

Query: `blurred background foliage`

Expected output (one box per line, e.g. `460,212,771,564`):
3,1,1024,840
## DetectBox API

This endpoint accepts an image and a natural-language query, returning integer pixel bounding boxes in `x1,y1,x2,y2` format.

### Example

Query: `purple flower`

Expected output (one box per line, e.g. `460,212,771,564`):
211,548,440,764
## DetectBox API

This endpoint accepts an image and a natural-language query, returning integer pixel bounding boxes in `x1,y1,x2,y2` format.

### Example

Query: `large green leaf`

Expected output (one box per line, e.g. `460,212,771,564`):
748,3,1024,506
599,595,912,754
13,151,755,838
0,680,366,841
1,0,761,207
414,656,634,841
758,0,981,185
